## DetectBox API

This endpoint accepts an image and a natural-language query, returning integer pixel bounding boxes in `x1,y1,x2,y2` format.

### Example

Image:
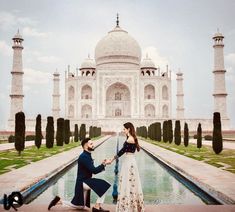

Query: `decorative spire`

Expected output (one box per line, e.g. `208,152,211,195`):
146,53,148,59
88,53,90,59
116,13,119,27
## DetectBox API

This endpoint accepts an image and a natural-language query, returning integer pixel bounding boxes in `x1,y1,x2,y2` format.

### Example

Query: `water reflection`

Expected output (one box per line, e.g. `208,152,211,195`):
32,135,204,205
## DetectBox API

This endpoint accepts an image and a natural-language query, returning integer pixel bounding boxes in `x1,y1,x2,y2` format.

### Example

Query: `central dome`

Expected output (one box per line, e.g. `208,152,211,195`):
95,24,141,66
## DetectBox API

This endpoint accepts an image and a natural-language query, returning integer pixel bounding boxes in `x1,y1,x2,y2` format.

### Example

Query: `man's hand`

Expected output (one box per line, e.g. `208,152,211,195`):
105,159,112,165
102,159,112,165
102,159,107,165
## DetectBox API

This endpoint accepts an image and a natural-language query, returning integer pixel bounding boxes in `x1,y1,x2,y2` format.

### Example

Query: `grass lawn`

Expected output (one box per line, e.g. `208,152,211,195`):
141,137,235,174
0,136,103,175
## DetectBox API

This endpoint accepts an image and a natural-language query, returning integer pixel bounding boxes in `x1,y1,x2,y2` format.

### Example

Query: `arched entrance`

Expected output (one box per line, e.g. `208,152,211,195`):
106,82,131,117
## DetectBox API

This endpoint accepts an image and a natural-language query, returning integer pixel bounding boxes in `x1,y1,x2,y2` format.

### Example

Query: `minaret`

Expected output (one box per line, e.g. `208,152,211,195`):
176,70,184,119
9,30,24,120
212,30,228,118
52,70,60,120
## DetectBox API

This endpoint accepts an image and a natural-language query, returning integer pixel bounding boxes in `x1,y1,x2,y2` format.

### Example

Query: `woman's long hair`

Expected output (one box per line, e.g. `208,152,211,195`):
123,122,140,152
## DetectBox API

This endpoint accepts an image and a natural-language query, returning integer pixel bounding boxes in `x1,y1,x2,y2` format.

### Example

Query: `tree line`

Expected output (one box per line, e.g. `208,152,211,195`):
12,112,102,155
136,112,223,154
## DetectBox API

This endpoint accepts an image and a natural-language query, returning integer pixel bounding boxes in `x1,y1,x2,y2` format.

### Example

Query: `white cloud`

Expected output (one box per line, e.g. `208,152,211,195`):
24,68,51,85
37,56,60,63
143,46,170,72
225,53,235,67
22,26,49,38
0,11,16,30
0,11,37,30
0,40,12,56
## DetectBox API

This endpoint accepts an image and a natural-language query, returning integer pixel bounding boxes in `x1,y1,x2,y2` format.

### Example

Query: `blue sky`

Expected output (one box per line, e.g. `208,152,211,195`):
0,0,234,130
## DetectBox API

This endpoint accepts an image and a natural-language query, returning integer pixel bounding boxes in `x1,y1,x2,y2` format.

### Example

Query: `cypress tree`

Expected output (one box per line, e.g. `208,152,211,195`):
143,126,148,138
46,116,54,148
56,118,64,146
35,114,43,149
80,124,86,141
167,120,173,143
74,124,79,142
15,112,25,155
163,121,168,142
156,122,161,141
64,119,70,144
212,112,223,154
93,126,97,137
89,126,93,138
197,123,202,149
184,122,189,147
174,120,181,145
98,127,101,136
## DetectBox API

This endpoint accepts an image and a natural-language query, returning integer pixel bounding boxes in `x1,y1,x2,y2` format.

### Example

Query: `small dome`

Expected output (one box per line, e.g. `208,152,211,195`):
13,29,23,40
213,30,224,39
140,55,156,69
80,56,96,69
95,25,141,66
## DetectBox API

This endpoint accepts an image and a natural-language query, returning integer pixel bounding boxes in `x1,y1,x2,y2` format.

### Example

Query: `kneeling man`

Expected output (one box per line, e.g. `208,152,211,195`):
48,138,111,212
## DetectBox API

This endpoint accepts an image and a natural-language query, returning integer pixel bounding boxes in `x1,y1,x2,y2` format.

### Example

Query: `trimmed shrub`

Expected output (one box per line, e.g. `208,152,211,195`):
167,120,173,143
204,135,212,140
64,119,70,144
35,114,43,149
89,126,93,138
197,123,202,149
46,116,54,148
15,112,26,155
155,122,161,142
74,124,79,142
26,135,35,141
8,135,15,143
184,122,189,147
97,127,101,136
163,121,168,142
142,126,148,138
56,118,64,146
80,124,86,141
212,112,223,154
174,120,181,145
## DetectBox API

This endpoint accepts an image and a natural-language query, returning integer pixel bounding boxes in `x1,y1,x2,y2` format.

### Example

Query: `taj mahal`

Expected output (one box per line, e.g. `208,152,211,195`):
8,16,230,132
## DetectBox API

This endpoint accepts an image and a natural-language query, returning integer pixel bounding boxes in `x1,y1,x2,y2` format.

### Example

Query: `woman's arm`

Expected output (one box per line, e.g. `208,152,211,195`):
110,142,127,163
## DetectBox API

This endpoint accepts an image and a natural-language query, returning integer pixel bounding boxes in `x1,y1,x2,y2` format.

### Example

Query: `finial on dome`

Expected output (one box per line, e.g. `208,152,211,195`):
217,28,219,33
146,53,148,59
88,53,90,59
116,13,119,27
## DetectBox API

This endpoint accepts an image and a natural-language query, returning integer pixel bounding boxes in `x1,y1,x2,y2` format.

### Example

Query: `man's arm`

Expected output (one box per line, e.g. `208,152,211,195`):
79,156,106,174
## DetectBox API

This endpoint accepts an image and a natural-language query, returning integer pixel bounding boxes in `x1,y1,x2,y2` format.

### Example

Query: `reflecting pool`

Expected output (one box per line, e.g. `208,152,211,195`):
31,135,207,205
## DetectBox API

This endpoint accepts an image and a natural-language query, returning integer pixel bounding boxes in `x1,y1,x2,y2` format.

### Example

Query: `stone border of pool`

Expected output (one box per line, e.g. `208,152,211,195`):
139,139,235,205
0,135,111,203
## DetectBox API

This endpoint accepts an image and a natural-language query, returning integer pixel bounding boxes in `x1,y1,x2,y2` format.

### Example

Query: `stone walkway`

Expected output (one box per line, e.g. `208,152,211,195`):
139,139,235,204
1,204,235,212
189,139,235,150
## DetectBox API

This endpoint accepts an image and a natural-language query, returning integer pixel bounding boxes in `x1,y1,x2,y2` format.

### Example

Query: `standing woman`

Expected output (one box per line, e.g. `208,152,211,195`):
110,122,144,212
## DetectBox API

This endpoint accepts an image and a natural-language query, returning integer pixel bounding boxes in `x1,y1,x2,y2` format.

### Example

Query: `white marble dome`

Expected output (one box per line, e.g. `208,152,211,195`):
80,57,96,69
95,25,141,66
141,55,156,69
